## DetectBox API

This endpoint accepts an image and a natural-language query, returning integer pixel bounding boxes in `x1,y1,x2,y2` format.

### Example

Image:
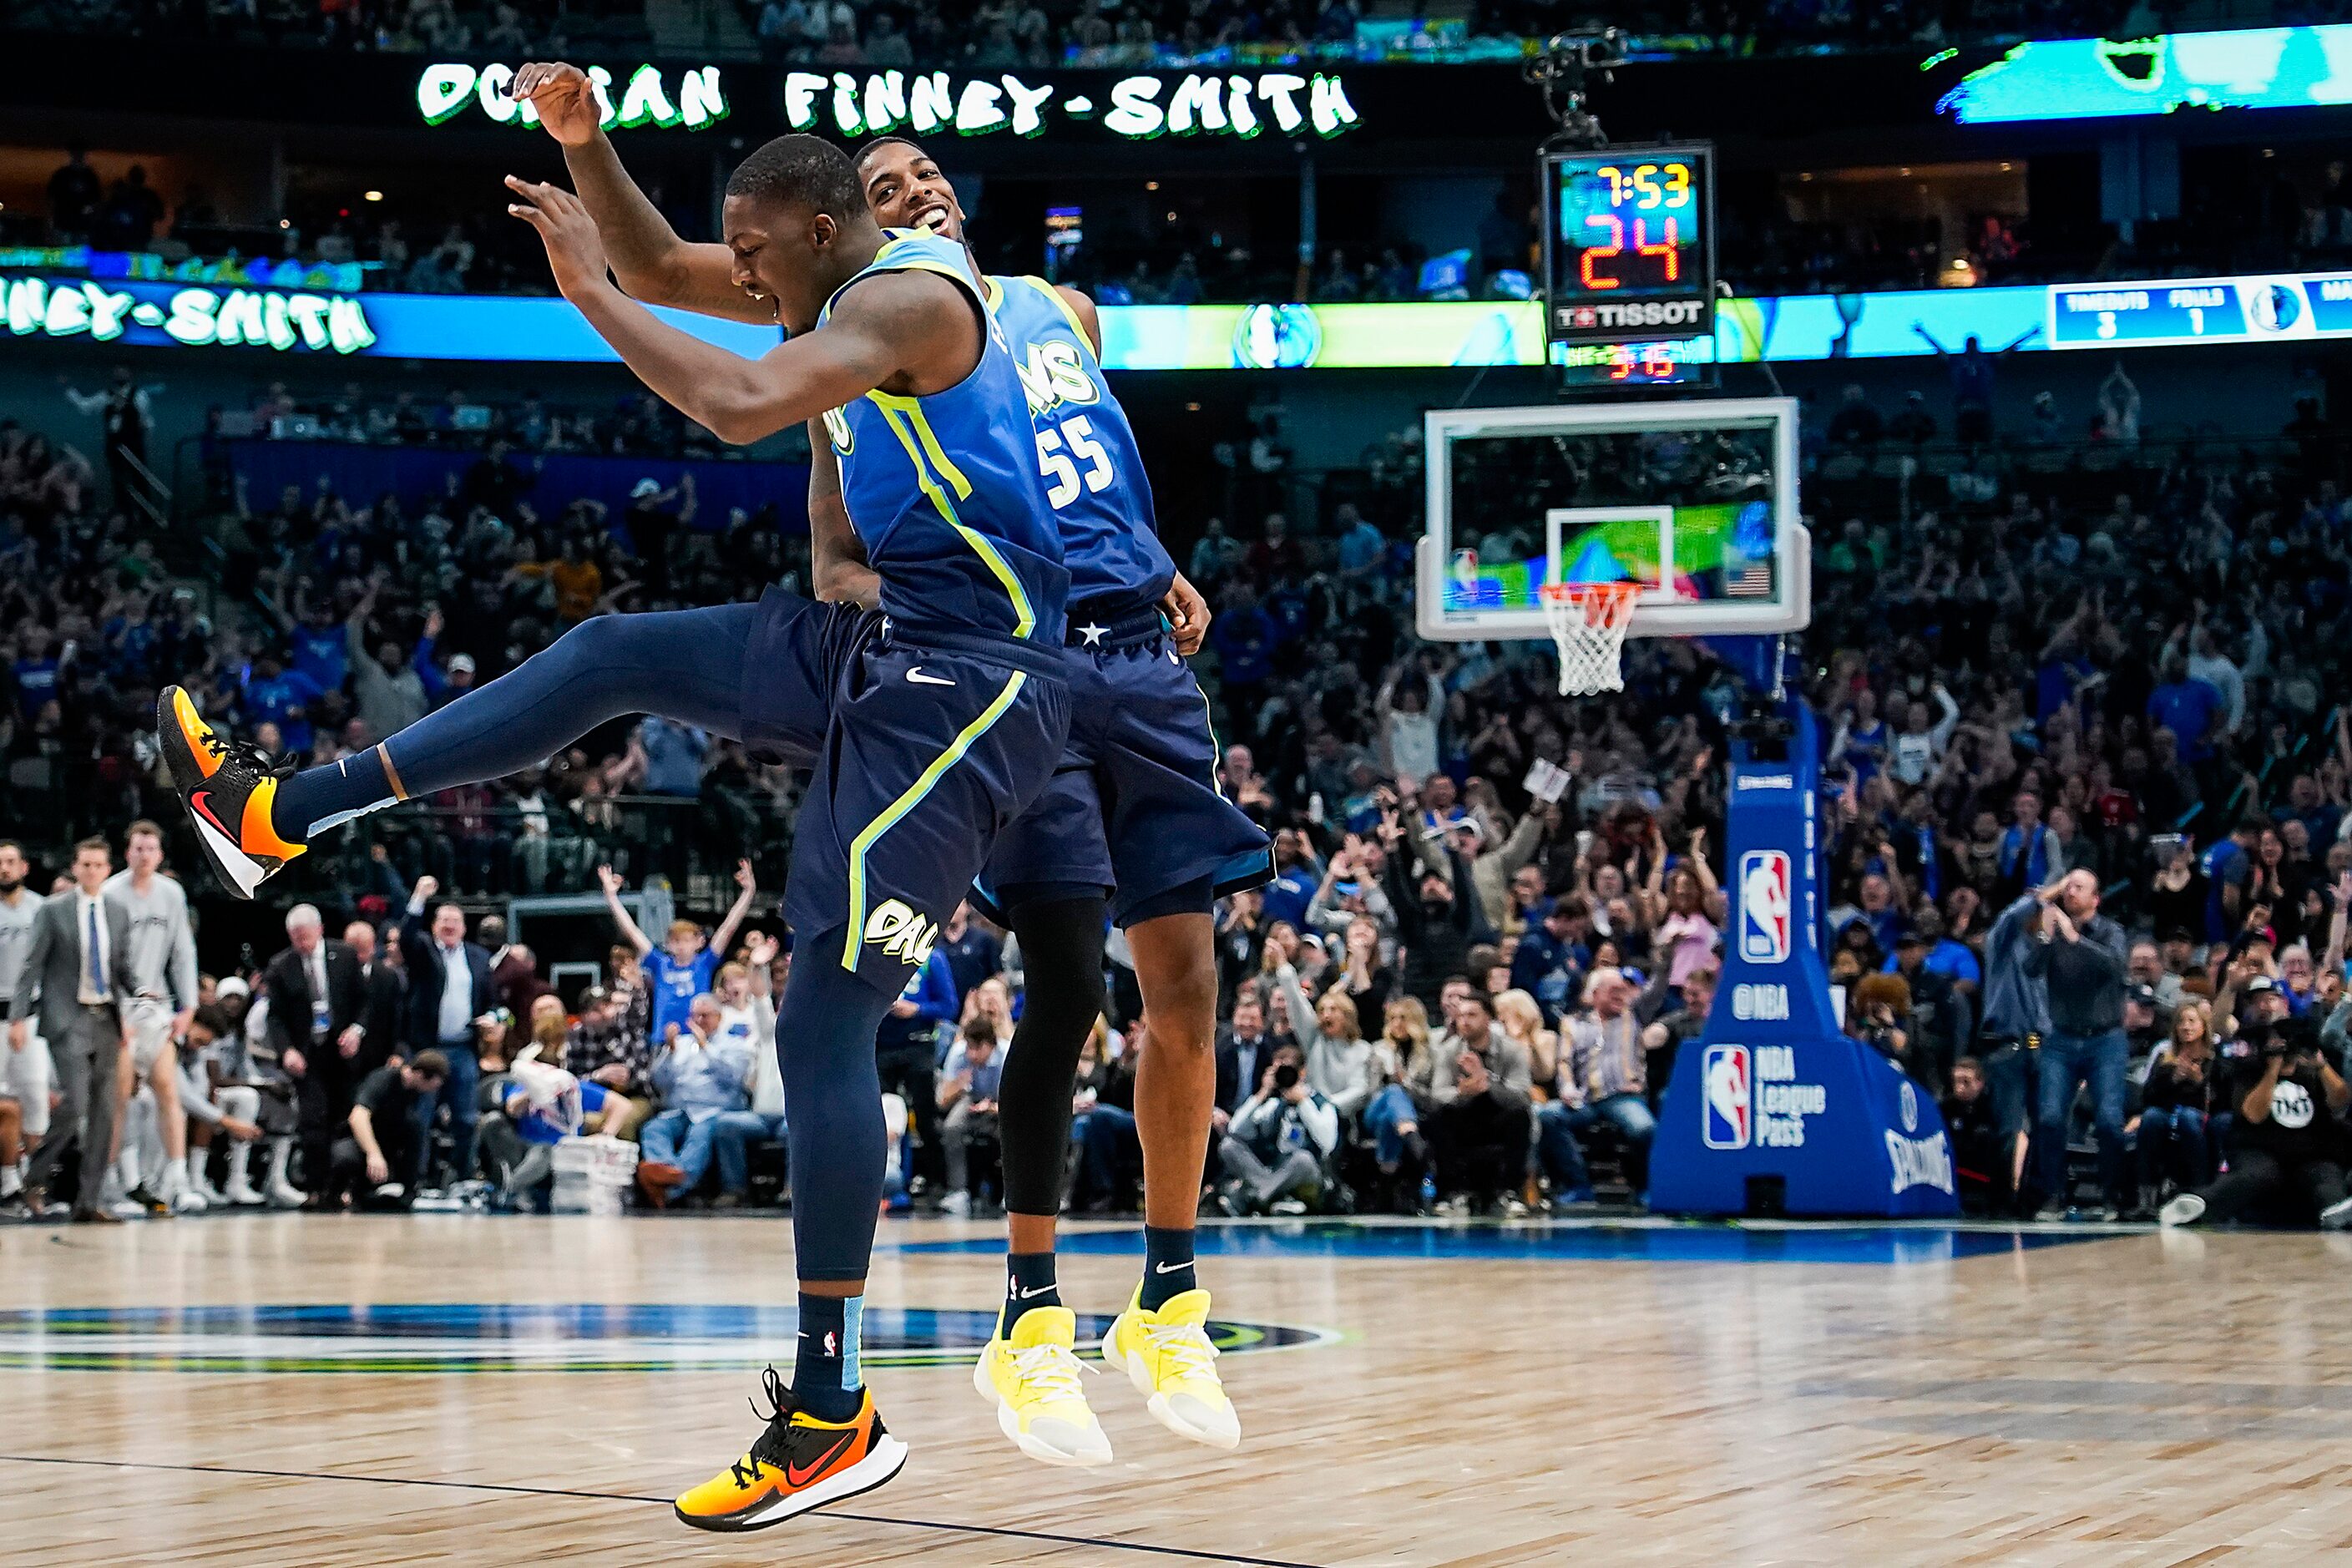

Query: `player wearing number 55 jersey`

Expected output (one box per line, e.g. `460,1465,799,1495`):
849,138,1270,1470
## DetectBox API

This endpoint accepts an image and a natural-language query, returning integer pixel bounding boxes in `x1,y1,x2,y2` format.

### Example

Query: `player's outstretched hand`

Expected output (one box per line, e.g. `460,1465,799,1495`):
506,178,609,298
515,61,600,146
1161,572,1211,656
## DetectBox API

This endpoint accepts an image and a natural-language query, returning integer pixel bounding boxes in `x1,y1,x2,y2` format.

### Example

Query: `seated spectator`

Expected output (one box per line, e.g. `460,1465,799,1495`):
1848,971,1937,1094
562,984,653,1121
1941,1056,2006,1213
710,933,787,1209
634,994,753,1208
1272,959,1378,1127
2165,980,2352,1230
874,946,959,1204
1428,989,1533,1215
328,1052,449,1211
1215,1043,1340,1216
2136,998,2219,1207
1360,996,1436,1212
478,1048,635,1211
1544,969,1657,1201
1075,1018,1144,1213
1641,966,1716,1115
936,1014,1004,1218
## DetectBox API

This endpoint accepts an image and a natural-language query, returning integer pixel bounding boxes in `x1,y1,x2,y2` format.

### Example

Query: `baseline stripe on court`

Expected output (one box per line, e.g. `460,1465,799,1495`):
0,1454,1331,1568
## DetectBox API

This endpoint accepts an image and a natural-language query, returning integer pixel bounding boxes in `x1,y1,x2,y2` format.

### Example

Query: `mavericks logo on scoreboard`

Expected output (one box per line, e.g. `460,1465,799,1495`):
1702,1044,1751,1150
1737,849,1791,964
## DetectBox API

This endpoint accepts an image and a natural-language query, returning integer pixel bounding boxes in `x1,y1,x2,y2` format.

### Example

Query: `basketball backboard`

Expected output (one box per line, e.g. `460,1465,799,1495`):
1417,397,1808,643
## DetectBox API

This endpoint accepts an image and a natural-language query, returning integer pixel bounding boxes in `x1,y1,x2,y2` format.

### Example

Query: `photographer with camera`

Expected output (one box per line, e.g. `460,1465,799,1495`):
1213,1044,1339,1217
2021,870,2132,1219
2162,976,2352,1229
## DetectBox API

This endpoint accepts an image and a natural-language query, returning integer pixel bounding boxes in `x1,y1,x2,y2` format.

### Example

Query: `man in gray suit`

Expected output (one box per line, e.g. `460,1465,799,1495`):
8,837,133,1222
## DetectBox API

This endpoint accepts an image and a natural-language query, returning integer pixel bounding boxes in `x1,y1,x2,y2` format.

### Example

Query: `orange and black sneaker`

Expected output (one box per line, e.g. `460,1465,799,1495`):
158,686,307,900
673,1368,908,1533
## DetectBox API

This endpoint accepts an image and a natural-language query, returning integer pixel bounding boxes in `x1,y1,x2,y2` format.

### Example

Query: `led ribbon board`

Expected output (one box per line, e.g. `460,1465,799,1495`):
413,63,1358,139
1935,24,2352,124
1,276,377,355
419,62,730,129
777,68,1359,139
15,267,2352,365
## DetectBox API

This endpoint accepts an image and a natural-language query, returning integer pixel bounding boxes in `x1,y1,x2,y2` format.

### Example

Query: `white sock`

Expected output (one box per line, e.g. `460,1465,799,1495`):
181,1153,203,1190
227,1140,254,1187
0,1164,19,1198
266,1138,295,1189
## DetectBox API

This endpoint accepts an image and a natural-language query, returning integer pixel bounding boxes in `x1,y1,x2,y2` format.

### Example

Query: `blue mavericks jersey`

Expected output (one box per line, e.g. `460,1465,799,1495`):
821,231,1068,642
987,275,1175,612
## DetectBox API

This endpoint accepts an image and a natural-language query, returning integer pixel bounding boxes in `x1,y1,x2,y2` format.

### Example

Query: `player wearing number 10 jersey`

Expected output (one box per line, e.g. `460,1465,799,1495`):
847,138,1270,1472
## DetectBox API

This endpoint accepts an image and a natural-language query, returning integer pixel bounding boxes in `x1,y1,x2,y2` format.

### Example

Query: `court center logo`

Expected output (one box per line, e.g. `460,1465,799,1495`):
1738,849,1792,964
0,1303,1335,1374
1702,1043,1752,1150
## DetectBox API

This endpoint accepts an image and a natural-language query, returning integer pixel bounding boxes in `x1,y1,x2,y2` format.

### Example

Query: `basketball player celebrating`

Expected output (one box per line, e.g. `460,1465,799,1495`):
159,134,1071,1532
855,138,1267,1464
508,63,1267,1464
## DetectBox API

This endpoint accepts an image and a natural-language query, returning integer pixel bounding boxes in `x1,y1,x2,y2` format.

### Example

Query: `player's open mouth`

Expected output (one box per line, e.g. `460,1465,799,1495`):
913,205,951,234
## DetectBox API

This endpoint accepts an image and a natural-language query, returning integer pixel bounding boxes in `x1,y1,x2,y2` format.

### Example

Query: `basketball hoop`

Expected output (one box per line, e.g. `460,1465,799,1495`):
1540,581,1643,696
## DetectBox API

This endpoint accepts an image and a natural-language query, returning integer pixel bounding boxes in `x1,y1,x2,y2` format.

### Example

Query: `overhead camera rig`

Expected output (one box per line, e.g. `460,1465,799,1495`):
1524,27,1627,152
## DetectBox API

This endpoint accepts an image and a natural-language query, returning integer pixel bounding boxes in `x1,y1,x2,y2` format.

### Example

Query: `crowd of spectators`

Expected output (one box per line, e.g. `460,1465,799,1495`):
8,342,2352,1225
2,0,640,56
223,379,781,462
0,0,2198,63
28,137,2352,312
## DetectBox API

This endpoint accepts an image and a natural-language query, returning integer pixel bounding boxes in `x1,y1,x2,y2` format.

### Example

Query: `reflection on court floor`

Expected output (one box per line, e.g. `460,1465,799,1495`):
0,1302,1337,1374
897,1217,2122,1265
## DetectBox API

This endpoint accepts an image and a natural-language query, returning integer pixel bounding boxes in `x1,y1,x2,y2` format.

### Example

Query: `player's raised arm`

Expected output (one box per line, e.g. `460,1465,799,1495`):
511,61,774,325
508,180,974,445
806,428,881,609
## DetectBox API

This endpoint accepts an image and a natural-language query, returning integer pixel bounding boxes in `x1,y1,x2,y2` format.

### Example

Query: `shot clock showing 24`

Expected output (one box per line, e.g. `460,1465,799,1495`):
1542,144,1717,347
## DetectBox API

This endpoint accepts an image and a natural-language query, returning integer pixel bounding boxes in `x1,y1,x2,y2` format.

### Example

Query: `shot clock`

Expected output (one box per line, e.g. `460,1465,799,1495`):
1542,144,1716,347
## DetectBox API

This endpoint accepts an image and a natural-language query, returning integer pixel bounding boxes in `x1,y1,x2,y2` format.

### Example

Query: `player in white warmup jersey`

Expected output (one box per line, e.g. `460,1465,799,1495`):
101,821,203,1214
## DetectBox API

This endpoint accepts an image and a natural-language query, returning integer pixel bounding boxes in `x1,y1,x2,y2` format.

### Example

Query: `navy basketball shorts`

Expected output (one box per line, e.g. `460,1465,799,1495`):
974,604,1272,928
736,585,870,768
785,619,1072,993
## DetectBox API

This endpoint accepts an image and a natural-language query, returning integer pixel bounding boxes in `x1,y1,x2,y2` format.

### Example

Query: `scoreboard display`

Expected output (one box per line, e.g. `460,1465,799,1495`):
1543,144,1715,347
1555,336,1712,388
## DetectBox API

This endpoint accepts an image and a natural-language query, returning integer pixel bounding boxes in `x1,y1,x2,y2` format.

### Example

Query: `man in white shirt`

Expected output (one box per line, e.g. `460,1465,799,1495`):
104,820,203,1212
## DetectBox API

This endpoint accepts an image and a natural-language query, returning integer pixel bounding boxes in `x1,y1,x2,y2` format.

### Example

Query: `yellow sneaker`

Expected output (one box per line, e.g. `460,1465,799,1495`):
972,1304,1112,1467
673,1371,908,1533
1101,1285,1241,1451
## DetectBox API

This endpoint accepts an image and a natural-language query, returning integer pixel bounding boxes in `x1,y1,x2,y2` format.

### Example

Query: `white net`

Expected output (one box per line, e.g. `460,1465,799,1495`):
1540,582,1642,696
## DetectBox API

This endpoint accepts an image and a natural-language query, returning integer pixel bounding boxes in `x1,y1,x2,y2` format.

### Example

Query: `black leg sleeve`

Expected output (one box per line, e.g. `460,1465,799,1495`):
997,893,1110,1216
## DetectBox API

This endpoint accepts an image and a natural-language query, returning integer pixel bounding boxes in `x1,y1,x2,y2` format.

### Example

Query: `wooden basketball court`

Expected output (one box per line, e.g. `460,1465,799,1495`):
3,1213,2347,1565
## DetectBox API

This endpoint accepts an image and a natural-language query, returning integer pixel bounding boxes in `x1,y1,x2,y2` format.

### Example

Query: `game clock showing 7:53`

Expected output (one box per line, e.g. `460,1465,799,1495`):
1542,144,1716,347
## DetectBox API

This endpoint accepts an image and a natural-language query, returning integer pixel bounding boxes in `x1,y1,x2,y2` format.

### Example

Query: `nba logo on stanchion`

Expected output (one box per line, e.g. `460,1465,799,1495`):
1738,850,1791,964
1702,1044,1751,1150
